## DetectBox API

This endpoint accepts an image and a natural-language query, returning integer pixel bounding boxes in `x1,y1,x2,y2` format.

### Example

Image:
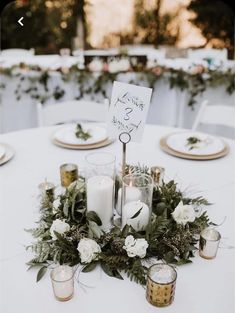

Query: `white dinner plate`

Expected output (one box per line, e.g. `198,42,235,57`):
0,144,6,160
166,131,225,156
53,124,107,146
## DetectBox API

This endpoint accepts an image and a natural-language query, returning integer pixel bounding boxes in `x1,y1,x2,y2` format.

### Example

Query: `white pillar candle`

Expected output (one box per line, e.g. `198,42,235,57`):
122,200,150,231
116,187,142,215
87,175,114,230
50,265,74,301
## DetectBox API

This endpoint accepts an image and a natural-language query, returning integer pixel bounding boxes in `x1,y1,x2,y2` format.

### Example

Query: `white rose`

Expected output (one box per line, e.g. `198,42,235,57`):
133,238,149,258
77,238,101,264
50,219,70,240
123,235,148,258
172,201,196,226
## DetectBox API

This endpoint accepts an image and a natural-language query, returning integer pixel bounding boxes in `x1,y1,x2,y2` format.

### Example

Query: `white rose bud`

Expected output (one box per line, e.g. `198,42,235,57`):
172,201,196,226
50,219,70,240
77,238,101,264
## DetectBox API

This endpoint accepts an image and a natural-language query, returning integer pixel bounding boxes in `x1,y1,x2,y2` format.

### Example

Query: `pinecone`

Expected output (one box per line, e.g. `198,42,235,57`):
111,237,125,255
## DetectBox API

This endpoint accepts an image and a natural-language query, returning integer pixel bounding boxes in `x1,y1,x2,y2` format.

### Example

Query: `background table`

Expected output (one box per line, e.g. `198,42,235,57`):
0,125,235,313
1,56,235,133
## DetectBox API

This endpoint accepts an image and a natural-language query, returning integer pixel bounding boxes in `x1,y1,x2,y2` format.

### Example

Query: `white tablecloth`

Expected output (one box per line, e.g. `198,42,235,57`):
0,124,235,313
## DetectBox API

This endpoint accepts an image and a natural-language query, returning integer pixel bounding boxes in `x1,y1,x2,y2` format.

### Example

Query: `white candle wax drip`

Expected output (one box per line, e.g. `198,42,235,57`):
87,175,114,230
51,266,74,299
122,200,150,231
116,187,142,215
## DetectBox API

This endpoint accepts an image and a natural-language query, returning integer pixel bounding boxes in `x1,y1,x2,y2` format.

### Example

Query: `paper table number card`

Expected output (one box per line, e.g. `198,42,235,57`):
107,81,152,142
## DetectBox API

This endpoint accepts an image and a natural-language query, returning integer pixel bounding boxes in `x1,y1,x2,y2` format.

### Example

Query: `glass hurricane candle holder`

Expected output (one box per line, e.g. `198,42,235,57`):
146,263,177,307
121,173,153,231
86,152,116,231
150,166,165,185
50,265,74,301
199,227,221,259
60,163,78,188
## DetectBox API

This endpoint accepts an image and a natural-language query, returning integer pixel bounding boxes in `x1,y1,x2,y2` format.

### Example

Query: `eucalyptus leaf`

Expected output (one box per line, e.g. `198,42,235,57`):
82,262,98,273
36,266,47,282
86,211,102,226
130,207,143,219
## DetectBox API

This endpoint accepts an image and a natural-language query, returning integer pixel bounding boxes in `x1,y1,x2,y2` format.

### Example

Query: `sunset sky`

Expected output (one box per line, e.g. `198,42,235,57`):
87,0,206,48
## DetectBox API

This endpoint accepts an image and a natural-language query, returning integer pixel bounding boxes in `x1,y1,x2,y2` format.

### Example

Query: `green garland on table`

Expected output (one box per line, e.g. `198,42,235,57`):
0,63,234,107
26,165,212,285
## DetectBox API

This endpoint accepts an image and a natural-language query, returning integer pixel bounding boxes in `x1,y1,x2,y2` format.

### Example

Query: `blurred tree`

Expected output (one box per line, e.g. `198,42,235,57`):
133,0,180,46
188,0,235,58
1,0,89,53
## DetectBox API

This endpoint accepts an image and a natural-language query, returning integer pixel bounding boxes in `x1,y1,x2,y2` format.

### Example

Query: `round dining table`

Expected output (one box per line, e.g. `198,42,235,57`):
0,124,235,313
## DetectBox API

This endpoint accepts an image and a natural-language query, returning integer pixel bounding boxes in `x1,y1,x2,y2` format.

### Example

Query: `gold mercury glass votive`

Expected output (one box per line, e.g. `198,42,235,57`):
38,181,55,198
199,227,221,259
50,265,74,301
146,263,177,307
60,163,78,187
150,166,165,185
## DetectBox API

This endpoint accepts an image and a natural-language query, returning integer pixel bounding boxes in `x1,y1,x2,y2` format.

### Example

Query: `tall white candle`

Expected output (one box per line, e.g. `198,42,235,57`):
116,187,142,215
87,175,114,230
122,200,150,231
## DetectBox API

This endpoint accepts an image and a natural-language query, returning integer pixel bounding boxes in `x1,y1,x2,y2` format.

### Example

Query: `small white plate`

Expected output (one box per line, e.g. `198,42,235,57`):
0,144,6,160
53,124,107,146
166,132,225,156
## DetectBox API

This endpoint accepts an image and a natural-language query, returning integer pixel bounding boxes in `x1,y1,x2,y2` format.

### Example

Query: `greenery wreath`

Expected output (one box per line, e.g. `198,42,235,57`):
26,165,212,285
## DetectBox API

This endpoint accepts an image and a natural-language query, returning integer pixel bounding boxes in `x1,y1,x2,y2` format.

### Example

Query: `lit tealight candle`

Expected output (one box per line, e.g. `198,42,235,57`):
116,186,142,215
50,265,74,301
87,175,114,231
122,200,150,231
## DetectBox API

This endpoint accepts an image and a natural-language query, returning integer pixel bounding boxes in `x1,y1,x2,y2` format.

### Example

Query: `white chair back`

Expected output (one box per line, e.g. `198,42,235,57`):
187,48,228,62
37,100,109,127
192,100,235,131
1,48,35,57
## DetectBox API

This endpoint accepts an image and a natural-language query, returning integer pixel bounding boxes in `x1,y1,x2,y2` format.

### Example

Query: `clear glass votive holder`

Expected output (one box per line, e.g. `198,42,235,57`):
60,163,78,188
50,265,74,301
85,152,116,231
150,166,165,185
121,173,153,231
199,227,221,259
146,263,177,307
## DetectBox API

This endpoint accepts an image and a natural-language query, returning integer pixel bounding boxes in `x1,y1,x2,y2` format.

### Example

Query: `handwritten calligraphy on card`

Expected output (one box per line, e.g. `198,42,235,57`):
107,82,152,142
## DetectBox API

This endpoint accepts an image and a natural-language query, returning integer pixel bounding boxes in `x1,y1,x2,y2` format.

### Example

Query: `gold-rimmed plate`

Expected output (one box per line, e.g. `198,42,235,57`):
52,137,114,150
160,135,229,160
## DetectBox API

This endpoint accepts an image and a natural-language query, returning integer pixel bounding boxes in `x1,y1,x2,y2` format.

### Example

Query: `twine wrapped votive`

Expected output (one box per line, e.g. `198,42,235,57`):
146,263,177,307
60,163,78,187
